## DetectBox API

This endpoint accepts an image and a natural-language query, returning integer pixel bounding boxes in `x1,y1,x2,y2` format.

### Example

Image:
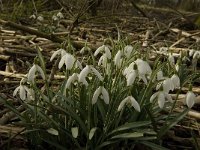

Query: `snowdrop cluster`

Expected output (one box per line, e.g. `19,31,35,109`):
123,59,152,85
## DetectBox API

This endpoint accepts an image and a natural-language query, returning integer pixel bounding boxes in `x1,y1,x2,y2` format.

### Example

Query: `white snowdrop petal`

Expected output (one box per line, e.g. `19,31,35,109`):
163,78,174,93
171,74,180,88
124,45,133,58
50,50,61,61
27,65,36,82
98,55,104,66
36,65,45,80
126,71,137,86
104,46,111,59
65,73,78,89
13,86,20,97
101,87,109,104
118,97,129,111
150,92,159,103
19,86,26,100
139,74,148,85
158,92,165,109
186,91,196,108
65,54,75,70
89,127,97,140
94,45,104,56
92,87,101,105
58,55,66,69
78,65,90,82
189,49,194,57
91,67,103,81
130,96,140,112
71,127,79,138
114,50,122,67
47,128,59,136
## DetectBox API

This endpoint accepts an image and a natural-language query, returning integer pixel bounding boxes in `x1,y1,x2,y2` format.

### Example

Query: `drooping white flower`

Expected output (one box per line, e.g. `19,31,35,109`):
94,45,105,56
98,54,107,68
65,73,78,89
118,96,140,112
94,45,111,59
189,49,195,57
58,53,75,70
52,15,58,21
27,64,45,82
78,65,90,85
92,86,109,104
185,91,196,108
135,59,152,76
126,70,137,86
150,91,173,109
78,65,103,86
13,85,31,100
104,46,111,59
114,50,122,67
193,51,200,59
124,45,133,58
50,49,67,61
57,12,64,19
162,78,174,93
171,74,180,89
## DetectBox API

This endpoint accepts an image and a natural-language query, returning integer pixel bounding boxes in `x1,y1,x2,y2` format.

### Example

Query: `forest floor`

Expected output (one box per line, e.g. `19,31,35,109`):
0,4,200,150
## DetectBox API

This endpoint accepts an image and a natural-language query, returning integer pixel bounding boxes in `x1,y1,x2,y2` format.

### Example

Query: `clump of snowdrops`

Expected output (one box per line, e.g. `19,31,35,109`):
1,39,197,149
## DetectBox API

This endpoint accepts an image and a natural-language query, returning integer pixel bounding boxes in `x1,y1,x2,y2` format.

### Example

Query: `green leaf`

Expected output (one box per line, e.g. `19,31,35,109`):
111,132,143,139
140,141,169,150
89,127,98,140
158,108,189,138
108,121,151,136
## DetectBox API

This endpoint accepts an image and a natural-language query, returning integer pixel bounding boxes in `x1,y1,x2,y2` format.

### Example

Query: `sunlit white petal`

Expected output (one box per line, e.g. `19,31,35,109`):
92,87,101,104
101,87,109,104
186,91,196,108
91,67,103,81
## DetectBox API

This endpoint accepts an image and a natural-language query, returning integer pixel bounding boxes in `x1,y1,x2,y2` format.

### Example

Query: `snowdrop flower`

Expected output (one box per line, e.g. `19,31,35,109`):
135,59,152,76
189,49,195,57
13,84,31,100
193,51,200,59
78,65,90,86
78,65,103,86
171,74,180,89
150,91,173,109
27,64,45,82
80,46,91,54
135,59,152,84
162,78,174,93
168,54,175,66
92,86,109,104
124,45,133,58
58,53,75,70
65,73,78,89
52,15,58,21
50,49,67,61
98,54,108,68
57,12,64,19
185,91,196,108
126,70,137,86
114,50,122,67
118,96,140,112
29,14,36,19
157,70,164,81
94,45,111,59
